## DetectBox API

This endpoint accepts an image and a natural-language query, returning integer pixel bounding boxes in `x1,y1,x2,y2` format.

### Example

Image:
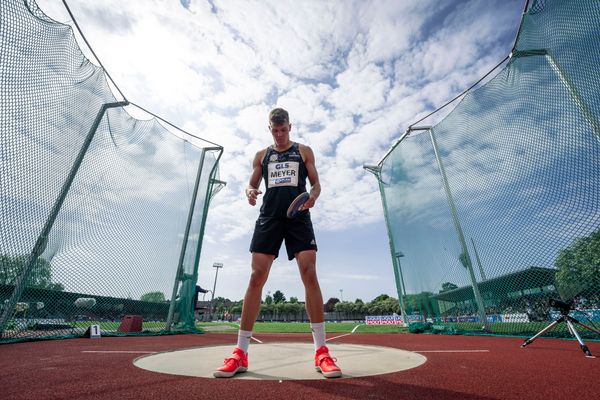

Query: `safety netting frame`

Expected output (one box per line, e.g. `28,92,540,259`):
366,0,600,337
0,0,224,343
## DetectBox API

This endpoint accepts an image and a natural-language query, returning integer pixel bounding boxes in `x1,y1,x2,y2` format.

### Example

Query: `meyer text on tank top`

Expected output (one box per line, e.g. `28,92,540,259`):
260,142,308,218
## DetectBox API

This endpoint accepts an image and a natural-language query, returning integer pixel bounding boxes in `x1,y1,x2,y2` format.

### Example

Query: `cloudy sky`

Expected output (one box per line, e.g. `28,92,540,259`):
36,0,525,303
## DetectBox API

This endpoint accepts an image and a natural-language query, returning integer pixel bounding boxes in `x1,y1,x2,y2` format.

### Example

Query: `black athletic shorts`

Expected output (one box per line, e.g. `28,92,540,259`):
249,213,318,260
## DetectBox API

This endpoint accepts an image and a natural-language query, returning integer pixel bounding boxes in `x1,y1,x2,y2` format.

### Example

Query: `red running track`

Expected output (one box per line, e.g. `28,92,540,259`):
0,333,598,400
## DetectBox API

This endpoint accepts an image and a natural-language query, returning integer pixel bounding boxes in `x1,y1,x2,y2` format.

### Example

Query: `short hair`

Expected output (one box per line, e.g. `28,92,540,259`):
269,108,289,125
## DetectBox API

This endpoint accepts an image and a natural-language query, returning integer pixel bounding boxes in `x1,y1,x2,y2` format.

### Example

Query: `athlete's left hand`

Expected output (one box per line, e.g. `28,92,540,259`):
303,195,316,210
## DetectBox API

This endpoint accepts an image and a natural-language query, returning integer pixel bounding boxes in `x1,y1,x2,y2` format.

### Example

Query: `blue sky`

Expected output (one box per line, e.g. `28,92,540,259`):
36,0,525,302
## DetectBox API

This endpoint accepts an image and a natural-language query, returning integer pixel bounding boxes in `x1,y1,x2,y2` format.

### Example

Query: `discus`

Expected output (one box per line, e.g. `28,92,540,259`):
286,192,310,218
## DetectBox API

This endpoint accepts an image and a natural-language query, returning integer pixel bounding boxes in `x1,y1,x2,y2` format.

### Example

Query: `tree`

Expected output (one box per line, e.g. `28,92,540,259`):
381,297,400,314
334,301,358,316
555,228,600,299
212,296,231,309
260,303,274,318
0,255,64,290
334,301,348,313
352,300,365,314
366,299,385,314
274,302,286,319
264,294,273,304
273,290,286,303
289,296,299,303
324,297,340,312
286,302,303,318
281,302,302,320
373,294,390,302
140,291,166,303
404,291,438,317
439,282,459,293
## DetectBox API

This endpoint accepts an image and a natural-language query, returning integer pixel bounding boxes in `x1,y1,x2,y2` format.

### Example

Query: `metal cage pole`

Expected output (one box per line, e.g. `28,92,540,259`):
395,251,408,299
471,237,487,281
166,147,224,330
363,165,408,326
510,49,600,142
185,148,224,328
0,101,128,336
166,147,207,330
428,127,489,331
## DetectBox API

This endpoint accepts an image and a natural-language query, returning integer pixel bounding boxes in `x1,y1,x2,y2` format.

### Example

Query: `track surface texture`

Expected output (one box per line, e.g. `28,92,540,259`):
1,332,598,400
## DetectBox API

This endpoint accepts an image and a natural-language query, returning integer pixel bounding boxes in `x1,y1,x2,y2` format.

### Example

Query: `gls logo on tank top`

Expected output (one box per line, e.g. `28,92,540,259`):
268,161,299,187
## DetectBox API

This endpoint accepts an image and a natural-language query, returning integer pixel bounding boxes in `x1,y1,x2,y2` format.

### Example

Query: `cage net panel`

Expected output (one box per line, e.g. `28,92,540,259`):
0,0,221,342
379,0,600,336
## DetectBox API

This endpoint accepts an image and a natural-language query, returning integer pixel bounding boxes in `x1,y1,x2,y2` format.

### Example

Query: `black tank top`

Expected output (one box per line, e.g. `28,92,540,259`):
260,143,308,218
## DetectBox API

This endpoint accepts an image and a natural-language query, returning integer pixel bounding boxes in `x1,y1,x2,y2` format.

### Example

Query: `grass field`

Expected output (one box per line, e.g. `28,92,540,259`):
196,321,409,334
71,321,166,330
66,320,598,339
68,321,408,334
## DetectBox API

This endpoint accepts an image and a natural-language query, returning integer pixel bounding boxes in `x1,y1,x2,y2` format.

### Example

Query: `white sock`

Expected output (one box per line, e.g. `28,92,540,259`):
236,330,252,354
310,322,326,350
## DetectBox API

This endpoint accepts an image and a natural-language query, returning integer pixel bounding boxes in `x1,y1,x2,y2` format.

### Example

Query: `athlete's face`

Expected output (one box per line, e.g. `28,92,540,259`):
269,122,291,148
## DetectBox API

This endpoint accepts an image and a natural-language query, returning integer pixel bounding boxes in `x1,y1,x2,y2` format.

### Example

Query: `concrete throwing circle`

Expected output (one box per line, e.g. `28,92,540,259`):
134,342,427,380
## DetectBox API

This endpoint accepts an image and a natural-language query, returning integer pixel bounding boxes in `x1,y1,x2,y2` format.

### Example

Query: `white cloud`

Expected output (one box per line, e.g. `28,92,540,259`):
330,63,390,115
25,0,525,302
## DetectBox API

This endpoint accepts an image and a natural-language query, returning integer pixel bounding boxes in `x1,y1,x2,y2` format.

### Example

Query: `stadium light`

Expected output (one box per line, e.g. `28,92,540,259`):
210,263,223,319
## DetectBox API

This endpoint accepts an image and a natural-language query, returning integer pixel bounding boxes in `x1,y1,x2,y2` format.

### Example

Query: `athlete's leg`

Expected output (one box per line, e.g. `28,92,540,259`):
240,252,275,331
296,250,341,378
295,250,324,323
214,252,274,378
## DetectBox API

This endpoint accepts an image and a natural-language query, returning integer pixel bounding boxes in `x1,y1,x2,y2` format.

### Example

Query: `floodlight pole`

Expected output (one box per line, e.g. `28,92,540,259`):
210,262,223,319
428,127,490,331
0,101,128,337
363,164,408,327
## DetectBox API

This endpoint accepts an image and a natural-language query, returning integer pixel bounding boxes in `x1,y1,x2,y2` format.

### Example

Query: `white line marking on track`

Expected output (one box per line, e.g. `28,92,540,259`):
326,333,351,341
82,351,157,354
233,323,263,343
417,350,490,353
326,324,361,342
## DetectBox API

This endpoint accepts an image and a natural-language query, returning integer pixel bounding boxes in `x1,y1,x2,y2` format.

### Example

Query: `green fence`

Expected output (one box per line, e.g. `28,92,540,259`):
0,0,224,342
368,0,600,337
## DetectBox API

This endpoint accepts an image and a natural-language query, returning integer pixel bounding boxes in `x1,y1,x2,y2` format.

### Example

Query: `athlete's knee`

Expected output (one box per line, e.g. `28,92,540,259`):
248,262,272,288
248,253,273,289
299,265,318,287
248,269,269,289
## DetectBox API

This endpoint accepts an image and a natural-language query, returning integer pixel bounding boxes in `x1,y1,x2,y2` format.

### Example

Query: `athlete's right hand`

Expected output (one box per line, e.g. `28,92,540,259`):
245,188,262,206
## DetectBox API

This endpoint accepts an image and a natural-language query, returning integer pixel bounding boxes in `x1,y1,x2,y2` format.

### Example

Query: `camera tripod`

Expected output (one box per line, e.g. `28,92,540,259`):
521,299,600,358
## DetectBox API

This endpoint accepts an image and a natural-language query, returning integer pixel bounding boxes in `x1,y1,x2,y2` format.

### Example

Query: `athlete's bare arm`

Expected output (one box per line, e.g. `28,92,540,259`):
299,144,320,209
246,149,266,206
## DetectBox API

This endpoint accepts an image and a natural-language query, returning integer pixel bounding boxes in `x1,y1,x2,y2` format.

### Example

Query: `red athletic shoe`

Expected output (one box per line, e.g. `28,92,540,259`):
314,345,342,378
213,347,248,378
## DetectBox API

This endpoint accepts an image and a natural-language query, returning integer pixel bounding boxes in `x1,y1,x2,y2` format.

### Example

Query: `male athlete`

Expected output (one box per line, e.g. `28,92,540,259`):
214,108,342,378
